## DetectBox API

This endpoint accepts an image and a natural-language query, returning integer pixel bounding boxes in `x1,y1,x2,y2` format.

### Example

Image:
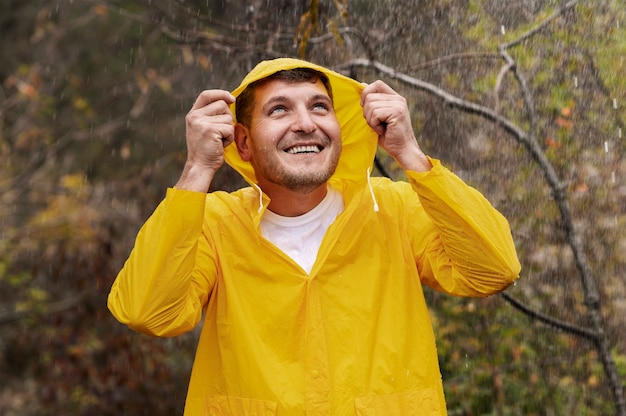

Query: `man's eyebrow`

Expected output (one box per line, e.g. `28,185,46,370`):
261,95,290,111
310,94,333,104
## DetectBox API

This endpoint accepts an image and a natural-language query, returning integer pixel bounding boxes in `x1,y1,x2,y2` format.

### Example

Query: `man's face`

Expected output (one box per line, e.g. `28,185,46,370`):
237,78,342,193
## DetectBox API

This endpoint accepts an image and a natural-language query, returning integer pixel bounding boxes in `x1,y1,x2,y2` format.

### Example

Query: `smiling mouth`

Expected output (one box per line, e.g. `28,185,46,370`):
285,145,322,154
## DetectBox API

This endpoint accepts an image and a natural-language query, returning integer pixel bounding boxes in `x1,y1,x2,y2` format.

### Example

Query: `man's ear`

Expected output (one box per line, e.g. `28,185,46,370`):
234,123,252,162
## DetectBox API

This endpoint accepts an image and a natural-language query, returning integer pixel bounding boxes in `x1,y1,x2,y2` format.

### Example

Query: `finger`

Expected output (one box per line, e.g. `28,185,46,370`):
203,118,235,141
366,111,387,137
360,80,396,105
186,110,234,135
361,104,386,136
187,98,235,124
191,89,236,111
208,123,234,147
221,126,235,147
185,111,234,147
198,113,234,126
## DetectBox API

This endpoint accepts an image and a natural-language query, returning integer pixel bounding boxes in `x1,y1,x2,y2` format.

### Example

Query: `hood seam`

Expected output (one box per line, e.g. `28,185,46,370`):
253,183,264,213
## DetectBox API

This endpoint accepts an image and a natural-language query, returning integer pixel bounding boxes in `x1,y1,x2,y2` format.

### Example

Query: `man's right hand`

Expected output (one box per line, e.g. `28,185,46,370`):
175,90,236,192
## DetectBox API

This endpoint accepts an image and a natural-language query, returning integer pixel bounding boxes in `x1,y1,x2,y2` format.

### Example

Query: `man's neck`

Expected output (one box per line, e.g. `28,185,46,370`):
258,182,328,217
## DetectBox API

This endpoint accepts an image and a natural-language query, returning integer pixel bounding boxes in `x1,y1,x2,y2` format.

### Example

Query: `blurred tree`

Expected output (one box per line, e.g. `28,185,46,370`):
1,0,624,414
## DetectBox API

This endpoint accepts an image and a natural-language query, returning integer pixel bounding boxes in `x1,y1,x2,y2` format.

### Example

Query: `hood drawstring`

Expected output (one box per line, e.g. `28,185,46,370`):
253,183,264,213
366,167,380,213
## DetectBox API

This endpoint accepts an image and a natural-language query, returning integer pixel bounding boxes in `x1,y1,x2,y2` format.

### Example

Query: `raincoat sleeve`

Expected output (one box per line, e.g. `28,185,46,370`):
406,159,521,296
107,187,217,337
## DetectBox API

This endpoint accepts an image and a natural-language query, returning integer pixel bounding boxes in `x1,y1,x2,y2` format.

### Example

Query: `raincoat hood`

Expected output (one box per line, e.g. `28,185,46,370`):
224,58,379,188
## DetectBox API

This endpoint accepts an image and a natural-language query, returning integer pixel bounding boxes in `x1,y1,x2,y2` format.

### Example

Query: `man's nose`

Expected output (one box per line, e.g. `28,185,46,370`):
292,109,316,133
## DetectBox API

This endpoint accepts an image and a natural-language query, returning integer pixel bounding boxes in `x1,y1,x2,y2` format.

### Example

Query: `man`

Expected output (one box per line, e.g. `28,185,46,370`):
108,58,520,415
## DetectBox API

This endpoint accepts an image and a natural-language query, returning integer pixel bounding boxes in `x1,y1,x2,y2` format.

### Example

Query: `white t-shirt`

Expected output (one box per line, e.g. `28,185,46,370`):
260,187,344,274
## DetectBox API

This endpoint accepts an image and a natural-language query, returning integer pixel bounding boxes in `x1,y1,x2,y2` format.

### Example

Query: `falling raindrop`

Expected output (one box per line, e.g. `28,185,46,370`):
500,25,506,35
613,98,618,109
604,141,609,153
573,76,578,88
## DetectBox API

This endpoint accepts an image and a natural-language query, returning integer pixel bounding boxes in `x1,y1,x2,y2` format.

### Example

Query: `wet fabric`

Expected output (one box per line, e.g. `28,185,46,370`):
108,58,521,415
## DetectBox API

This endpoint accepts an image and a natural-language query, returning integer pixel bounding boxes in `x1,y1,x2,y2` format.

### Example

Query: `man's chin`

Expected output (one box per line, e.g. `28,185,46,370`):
282,177,331,193
279,168,336,193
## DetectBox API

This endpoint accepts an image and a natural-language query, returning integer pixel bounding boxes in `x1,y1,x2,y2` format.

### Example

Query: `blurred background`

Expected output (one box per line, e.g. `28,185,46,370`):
1,0,624,414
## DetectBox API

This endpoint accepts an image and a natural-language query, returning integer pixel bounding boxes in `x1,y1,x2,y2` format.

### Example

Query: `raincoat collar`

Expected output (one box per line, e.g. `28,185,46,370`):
224,58,379,192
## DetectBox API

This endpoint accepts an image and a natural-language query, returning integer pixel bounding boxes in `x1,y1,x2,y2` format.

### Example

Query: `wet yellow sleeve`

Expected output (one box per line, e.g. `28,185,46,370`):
108,188,217,336
407,159,521,296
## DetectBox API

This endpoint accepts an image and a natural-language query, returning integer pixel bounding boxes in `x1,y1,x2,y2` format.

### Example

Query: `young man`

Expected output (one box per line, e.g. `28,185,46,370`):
108,58,520,415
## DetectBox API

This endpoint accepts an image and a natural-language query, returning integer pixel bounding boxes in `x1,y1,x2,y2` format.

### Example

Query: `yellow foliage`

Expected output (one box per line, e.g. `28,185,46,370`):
25,174,102,255
196,53,212,70
327,21,345,47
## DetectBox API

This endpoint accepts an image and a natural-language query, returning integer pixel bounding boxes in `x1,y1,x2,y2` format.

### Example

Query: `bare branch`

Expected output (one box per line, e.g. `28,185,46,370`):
495,4,625,412
340,59,557,172
409,52,502,72
373,155,392,179
500,292,597,341
493,59,516,137
309,26,376,61
500,0,581,50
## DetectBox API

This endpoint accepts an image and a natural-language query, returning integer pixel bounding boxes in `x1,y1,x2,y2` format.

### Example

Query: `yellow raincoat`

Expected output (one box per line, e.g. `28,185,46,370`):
108,58,520,415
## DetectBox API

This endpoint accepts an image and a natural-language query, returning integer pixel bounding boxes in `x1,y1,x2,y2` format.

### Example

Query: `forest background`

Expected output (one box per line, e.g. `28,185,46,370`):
1,0,625,415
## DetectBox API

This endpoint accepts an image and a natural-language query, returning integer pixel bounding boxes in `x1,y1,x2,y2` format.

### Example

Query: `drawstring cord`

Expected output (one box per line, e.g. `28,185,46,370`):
366,167,380,212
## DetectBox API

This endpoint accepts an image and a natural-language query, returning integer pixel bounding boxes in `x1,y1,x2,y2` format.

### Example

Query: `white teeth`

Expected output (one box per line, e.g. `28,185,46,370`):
286,145,320,154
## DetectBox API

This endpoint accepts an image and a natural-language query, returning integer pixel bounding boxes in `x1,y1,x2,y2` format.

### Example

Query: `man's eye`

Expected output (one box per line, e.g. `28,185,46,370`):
313,102,329,111
270,106,287,114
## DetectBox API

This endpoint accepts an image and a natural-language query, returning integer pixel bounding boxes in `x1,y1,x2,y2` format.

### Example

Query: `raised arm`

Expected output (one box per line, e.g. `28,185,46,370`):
108,90,234,336
407,162,520,296
361,81,520,295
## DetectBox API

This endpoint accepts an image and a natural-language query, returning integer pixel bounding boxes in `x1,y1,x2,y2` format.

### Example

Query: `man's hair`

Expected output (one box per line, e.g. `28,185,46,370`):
235,68,333,127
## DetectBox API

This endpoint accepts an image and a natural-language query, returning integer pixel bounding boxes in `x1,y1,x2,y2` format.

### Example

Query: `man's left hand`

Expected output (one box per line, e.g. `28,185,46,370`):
361,81,432,172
